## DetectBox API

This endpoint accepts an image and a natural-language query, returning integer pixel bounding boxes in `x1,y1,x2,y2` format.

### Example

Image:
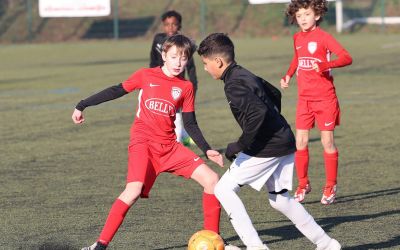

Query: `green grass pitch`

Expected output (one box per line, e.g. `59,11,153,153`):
1,33,400,249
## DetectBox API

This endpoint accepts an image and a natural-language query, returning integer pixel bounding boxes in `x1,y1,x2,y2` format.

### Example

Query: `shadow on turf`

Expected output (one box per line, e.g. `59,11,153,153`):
36,242,75,250
155,187,400,249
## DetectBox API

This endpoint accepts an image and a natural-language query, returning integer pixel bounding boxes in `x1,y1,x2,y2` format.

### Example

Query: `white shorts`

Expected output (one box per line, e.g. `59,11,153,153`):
223,153,294,192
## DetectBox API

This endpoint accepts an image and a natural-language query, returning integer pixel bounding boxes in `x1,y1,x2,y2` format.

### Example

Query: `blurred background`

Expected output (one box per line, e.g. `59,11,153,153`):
1,0,399,44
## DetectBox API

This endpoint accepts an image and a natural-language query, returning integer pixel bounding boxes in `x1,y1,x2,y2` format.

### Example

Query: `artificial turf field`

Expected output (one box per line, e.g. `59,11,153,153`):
1,33,399,249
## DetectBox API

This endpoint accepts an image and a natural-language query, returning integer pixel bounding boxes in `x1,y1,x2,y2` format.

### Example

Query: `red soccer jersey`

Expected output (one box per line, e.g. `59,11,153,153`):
286,27,352,101
122,67,195,143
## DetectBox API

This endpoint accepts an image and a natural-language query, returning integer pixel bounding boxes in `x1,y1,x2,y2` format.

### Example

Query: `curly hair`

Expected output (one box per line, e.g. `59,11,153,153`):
285,0,328,26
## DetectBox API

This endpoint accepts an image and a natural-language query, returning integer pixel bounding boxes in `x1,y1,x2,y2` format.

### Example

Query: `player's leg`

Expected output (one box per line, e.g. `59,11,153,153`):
215,153,284,249
214,173,267,249
265,155,340,249
174,110,183,142
81,182,143,250
294,129,312,202
268,192,340,249
190,164,221,233
315,98,340,205
82,139,154,250
174,109,193,146
320,130,338,205
294,99,314,202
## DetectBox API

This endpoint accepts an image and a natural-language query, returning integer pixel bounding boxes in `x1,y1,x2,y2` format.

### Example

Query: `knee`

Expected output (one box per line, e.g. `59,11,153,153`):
204,171,219,190
119,183,143,205
215,176,239,199
321,137,335,150
296,137,308,149
268,193,290,214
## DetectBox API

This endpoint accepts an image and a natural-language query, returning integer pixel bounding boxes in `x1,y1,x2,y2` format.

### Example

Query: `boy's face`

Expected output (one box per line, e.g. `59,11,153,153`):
162,45,188,77
200,56,224,80
163,16,180,36
295,7,320,32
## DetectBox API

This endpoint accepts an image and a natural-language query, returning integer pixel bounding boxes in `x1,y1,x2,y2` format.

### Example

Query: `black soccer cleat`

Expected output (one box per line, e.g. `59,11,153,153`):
81,242,107,250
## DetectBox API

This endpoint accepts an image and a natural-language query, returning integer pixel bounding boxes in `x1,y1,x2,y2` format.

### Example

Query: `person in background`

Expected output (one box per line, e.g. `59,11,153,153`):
150,10,197,146
281,0,352,205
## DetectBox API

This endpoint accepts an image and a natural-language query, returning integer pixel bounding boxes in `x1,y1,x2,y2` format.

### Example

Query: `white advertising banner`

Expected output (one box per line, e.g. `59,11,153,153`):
39,0,111,17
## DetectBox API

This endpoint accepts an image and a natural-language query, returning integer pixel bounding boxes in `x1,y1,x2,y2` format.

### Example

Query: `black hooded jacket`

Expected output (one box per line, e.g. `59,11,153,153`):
221,62,296,158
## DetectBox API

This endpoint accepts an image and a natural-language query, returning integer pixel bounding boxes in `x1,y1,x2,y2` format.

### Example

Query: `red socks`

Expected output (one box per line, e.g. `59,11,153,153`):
98,199,130,245
202,193,221,234
324,151,339,187
295,148,309,187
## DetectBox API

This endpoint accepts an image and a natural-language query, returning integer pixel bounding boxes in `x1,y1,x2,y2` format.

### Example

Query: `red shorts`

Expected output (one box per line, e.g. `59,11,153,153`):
296,98,340,131
126,137,204,198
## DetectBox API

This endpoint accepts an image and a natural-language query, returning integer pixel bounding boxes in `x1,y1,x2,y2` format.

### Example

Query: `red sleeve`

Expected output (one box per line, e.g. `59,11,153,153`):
121,68,145,92
181,81,195,113
285,35,298,77
317,34,353,72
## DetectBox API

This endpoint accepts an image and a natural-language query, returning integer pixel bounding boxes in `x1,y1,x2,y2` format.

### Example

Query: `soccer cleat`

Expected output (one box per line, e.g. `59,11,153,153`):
224,244,241,250
321,185,337,205
247,244,270,250
182,136,194,147
294,184,311,202
315,238,341,250
223,239,241,250
81,242,107,250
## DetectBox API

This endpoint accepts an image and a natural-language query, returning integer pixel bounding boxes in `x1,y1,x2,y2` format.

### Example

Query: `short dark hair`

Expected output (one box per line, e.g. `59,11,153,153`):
286,0,328,26
197,33,235,63
161,10,182,25
162,34,194,59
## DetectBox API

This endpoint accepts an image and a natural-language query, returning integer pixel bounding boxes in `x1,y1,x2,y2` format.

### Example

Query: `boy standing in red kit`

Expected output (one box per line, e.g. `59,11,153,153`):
281,0,352,205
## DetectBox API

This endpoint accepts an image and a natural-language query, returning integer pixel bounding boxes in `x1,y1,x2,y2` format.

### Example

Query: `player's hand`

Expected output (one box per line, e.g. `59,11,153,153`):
312,62,320,72
280,75,290,89
72,108,85,124
225,142,242,162
206,150,224,168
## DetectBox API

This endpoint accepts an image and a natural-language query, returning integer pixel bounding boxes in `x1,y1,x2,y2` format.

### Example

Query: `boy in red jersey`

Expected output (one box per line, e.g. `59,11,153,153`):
281,0,352,205
72,35,230,250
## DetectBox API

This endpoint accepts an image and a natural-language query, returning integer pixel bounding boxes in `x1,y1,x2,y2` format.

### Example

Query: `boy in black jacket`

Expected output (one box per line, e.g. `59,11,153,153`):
198,33,341,250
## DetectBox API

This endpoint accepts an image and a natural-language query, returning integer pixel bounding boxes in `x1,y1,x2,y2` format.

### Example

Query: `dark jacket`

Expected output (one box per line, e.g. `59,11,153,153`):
149,33,198,91
221,62,296,158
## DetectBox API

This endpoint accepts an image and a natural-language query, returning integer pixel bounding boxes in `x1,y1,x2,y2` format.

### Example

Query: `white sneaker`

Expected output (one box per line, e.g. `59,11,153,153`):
247,244,270,250
316,239,341,250
224,243,241,250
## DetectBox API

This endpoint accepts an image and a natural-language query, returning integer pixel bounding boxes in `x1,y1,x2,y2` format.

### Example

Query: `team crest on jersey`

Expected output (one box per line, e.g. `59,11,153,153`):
171,87,182,100
308,42,317,54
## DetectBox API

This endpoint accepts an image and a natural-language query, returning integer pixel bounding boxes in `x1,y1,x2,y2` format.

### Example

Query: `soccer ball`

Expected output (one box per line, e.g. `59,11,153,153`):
188,230,224,250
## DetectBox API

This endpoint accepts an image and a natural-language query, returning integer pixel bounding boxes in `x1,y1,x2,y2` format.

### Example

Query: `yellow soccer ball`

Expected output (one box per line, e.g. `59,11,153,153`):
188,230,225,250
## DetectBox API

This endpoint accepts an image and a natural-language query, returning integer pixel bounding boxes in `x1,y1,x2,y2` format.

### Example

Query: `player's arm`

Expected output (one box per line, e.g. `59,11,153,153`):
149,36,159,68
186,58,198,92
281,43,298,89
72,83,128,124
313,35,353,72
224,82,268,161
182,112,223,167
149,34,165,68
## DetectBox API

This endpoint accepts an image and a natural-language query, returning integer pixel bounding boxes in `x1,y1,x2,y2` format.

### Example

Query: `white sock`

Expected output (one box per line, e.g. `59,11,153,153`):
268,192,331,248
174,111,183,142
215,174,264,247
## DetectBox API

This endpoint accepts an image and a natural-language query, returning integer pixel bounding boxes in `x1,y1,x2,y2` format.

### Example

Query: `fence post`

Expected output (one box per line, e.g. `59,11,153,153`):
113,0,119,39
200,0,206,38
381,0,386,32
27,0,33,42
336,0,343,33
